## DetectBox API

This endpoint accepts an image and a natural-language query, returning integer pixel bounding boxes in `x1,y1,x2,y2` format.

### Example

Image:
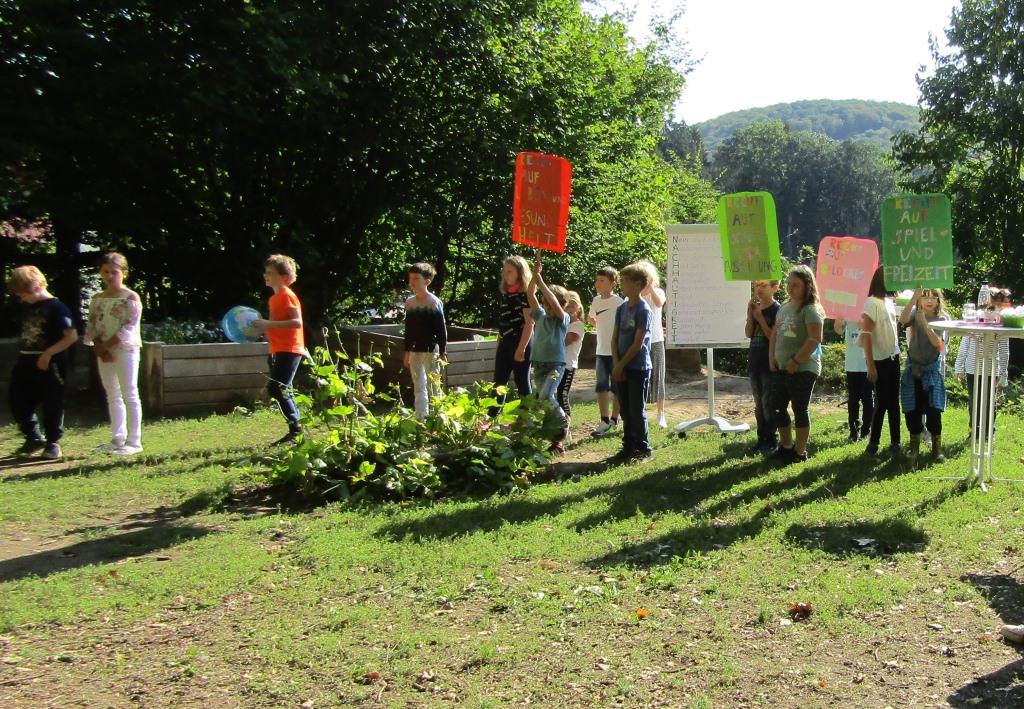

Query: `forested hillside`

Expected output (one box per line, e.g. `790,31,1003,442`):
697,99,919,153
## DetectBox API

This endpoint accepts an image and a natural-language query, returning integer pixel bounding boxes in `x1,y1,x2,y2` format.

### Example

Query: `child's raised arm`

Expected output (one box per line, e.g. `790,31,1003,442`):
526,260,540,311
898,289,920,325
533,259,566,321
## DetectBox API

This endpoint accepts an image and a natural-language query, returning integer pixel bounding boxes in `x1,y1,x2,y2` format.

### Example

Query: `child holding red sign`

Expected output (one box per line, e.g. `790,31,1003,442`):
526,255,570,451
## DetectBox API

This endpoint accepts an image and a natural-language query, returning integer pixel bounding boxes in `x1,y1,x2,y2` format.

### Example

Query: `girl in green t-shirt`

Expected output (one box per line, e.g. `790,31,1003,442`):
767,265,825,464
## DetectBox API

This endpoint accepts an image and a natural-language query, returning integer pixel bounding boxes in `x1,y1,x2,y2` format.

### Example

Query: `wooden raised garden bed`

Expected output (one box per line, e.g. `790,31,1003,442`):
336,324,497,391
141,341,269,417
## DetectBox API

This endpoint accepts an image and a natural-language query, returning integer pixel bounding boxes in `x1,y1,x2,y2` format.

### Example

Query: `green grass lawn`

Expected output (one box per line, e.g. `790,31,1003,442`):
2,403,1024,707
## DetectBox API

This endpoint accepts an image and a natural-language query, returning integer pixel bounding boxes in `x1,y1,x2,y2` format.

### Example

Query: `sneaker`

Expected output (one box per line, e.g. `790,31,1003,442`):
630,448,653,461
591,420,613,438
767,445,796,462
792,450,808,463
1000,624,1024,643
864,442,879,457
16,439,46,456
657,413,667,429
113,444,144,456
610,447,635,461
41,443,62,460
271,430,302,446
887,443,902,459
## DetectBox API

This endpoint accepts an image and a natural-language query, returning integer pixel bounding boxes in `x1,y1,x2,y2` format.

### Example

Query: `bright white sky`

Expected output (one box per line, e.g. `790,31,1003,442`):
623,0,959,124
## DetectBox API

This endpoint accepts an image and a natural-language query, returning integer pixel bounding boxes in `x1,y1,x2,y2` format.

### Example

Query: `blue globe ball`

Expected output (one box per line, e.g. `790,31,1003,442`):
221,306,262,343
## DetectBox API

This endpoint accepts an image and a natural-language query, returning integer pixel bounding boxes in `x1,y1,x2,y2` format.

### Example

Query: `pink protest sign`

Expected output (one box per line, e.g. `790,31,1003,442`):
816,236,879,320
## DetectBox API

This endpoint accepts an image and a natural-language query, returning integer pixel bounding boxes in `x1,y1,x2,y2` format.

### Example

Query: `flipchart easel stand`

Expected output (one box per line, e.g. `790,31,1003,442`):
673,346,750,438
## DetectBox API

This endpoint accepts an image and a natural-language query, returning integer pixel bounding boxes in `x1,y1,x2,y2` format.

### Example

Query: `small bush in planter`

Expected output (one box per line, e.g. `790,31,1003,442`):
261,346,562,500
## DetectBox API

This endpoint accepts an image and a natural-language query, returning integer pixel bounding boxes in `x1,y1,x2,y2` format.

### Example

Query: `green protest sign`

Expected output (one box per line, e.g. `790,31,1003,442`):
716,192,783,281
880,193,954,289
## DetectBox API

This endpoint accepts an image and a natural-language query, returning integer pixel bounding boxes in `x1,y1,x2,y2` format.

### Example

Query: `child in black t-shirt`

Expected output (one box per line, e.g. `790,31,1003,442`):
746,279,781,455
6,266,78,460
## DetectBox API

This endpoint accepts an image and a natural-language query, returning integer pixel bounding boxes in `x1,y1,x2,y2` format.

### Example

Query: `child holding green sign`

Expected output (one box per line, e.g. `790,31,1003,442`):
898,288,950,466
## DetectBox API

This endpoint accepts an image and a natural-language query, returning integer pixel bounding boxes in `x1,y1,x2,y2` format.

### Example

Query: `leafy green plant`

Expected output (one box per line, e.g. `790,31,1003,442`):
262,344,561,499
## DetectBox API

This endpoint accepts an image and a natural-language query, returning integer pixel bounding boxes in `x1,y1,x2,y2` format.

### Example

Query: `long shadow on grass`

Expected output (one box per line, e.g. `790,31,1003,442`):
0,478,303,582
585,453,927,568
0,447,259,484
696,436,969,521
948,573,1024,706
375,449,763,542
784,519,928,557
782,478,971,557
0,510,211,582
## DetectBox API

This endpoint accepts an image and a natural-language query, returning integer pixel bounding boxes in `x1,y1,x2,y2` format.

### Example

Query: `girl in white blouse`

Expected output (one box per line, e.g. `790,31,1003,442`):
85,253,143,454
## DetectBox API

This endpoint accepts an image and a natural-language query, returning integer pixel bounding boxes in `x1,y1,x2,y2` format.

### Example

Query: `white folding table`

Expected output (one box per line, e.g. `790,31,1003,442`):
930,320,1024,491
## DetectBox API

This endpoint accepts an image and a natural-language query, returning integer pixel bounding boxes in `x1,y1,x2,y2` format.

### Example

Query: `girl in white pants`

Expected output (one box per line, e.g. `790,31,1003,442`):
85,252,144,454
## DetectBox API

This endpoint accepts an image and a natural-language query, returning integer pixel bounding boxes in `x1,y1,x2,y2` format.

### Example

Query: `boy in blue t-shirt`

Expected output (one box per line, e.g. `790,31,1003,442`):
611,264,653,459
746,279,781,454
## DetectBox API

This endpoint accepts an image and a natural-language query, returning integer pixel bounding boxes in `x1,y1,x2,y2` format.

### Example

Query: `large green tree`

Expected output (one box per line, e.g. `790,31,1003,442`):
713,120,896,257
1,0,708,333
892,0,1024,298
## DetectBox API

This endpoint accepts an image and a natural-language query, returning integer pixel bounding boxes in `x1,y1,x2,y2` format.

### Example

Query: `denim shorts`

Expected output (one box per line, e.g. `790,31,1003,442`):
595,355,614,393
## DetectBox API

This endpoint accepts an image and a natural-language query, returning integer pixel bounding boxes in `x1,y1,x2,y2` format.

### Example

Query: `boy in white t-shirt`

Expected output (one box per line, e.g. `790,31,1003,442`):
588,266,623,437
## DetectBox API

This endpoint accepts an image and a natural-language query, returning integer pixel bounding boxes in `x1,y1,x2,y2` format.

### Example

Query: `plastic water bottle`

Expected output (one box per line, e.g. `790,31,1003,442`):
978,283,991,322
978,283,991,309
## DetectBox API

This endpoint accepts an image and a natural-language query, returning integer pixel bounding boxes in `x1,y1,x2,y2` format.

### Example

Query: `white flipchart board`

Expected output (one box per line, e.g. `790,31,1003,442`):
666,223,750,349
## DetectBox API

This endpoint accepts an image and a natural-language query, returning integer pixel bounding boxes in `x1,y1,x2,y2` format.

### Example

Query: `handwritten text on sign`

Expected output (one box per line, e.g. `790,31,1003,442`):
666,223,749,348
716,192,783,281
816,236,879,320
880,194,953,289
512,152,572,253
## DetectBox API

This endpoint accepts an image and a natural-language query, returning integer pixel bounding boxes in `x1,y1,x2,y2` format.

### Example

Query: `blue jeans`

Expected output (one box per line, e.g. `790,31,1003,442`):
617,368,651,453
533,362,566,420
595,355,614,393
268,353,303,430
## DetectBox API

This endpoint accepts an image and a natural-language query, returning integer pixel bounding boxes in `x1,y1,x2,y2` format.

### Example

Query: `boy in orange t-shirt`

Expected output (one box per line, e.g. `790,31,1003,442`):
253,254,305,445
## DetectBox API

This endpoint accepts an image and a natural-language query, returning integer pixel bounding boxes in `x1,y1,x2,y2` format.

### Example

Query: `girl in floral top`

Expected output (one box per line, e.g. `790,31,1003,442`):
85,252,144,454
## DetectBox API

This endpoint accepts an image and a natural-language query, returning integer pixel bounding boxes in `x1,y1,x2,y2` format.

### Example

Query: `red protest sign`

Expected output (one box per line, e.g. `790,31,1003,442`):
512,151,572,253
816,236,879,320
